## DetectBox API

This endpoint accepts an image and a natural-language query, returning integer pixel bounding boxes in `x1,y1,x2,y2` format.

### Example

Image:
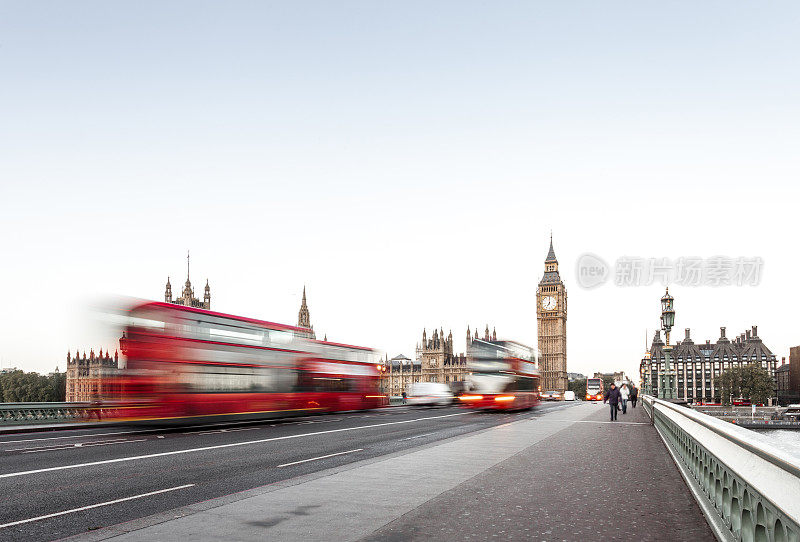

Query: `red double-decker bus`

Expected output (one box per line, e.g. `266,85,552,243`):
459,339,540,411
111,301,386,424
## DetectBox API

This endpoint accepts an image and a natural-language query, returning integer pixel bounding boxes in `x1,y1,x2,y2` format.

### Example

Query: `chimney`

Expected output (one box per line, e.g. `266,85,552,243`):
685,328,691,340
752,325,758,338
746,330,752,340
720,327,726,339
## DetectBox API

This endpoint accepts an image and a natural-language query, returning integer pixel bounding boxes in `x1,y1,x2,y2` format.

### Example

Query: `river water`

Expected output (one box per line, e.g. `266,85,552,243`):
751,429,800,461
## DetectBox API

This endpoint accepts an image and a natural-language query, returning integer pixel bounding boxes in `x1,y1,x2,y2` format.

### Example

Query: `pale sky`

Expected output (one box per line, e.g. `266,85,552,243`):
1,2,799,382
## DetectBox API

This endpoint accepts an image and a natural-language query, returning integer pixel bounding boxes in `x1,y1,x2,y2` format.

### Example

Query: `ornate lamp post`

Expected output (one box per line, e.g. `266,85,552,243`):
658,288,677,400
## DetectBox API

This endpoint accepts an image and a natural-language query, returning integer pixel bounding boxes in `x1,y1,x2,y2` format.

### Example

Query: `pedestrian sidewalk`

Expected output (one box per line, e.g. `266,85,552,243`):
70,402,712,542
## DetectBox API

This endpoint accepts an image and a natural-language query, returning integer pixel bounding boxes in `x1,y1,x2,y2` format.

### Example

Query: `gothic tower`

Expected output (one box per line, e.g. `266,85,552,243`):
297,286,316,339
419,328,454,370
165,252,210,309
537,235,568,392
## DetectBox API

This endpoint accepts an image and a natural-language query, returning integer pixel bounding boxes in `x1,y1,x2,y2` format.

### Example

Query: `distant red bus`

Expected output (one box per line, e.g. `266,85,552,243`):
586,378,603,401
459,339,540,411
111,301,386,424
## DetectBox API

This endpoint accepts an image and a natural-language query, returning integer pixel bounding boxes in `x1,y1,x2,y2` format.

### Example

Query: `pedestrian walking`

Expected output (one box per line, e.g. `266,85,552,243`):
619,383,630,414
401,390,407,404
603,383,621,421
630,385,638,409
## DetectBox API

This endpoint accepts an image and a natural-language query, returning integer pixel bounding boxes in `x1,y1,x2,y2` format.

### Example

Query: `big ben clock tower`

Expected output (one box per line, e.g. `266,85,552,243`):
537,235,568,392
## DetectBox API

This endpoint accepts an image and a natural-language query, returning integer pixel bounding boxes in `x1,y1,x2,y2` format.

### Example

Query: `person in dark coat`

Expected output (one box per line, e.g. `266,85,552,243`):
630,385,638,409
604,383,621,421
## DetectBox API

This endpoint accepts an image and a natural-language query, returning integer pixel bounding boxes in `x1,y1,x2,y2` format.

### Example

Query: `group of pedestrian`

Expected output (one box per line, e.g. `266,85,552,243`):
603,382,638,421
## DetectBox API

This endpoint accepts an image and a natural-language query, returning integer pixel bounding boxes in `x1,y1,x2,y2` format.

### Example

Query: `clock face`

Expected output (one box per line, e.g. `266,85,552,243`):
542,296,557,310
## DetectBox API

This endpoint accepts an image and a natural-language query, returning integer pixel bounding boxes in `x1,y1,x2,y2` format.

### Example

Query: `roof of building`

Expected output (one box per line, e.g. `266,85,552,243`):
545,235,557,263
645,325,777,364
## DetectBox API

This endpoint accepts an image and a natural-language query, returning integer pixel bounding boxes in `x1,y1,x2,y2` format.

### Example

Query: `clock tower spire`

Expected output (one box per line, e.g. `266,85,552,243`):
537,234,568,392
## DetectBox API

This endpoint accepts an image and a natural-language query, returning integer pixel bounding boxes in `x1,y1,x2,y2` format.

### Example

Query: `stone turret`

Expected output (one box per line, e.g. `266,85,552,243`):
297,286,315,339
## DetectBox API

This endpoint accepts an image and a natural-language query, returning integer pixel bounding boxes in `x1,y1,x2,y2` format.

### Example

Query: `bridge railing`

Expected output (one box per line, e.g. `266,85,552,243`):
0,402,119,424
643,395,800,542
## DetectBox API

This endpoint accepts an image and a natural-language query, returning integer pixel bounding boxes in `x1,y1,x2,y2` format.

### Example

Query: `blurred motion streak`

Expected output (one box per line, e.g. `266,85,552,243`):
104,300,387,424
459,339,540,411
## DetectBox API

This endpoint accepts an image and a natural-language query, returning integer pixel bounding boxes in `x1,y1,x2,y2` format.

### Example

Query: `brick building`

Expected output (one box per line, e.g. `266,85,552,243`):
779,347,800,405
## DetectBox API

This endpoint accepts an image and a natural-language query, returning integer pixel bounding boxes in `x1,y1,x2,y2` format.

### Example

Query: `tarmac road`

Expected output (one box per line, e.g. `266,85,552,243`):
0,402,577,541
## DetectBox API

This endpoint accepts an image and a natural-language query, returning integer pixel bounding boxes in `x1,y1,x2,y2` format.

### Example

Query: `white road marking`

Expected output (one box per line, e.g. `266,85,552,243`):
0,484,195,529
0,430,151,445
8,438,132,453
19,439,149,454
542,419,650,425
0,412,469,479
277,448,363,468
400,432,436,441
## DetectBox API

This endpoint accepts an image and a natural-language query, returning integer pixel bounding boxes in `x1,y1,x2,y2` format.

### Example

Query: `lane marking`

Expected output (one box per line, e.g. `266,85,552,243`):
0,484,195,529
19,439,149,454
542,418,650,425
0,412,469,479
7,438,132,453
277,448,363,468
400,432,436,441
0,430,152,445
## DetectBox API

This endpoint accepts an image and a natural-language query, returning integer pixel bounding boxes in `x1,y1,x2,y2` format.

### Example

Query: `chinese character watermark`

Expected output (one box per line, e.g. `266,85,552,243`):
575,254,763,289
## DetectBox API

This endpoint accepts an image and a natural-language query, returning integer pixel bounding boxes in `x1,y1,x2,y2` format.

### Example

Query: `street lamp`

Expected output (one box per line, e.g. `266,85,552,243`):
659,287,677,400
660,288,675,345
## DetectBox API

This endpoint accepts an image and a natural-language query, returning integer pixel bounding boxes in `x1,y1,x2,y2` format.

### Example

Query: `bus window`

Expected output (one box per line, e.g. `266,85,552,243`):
311,377,353,393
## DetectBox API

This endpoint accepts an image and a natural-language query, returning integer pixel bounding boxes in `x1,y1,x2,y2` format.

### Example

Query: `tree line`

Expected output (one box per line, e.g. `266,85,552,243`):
0,370,66,403
717,363,774,405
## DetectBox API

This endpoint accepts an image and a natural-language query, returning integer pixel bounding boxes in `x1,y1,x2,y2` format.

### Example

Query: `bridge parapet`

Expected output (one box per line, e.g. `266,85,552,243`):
644,395,800,542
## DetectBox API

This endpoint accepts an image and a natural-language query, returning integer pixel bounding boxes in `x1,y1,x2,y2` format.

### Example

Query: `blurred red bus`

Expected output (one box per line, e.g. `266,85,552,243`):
459,339,540,411
586,377,604,401
112,301,386,424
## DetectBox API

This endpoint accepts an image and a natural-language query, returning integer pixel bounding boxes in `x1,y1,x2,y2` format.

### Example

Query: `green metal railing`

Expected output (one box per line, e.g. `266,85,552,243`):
0,402,118,424
643,395,800,542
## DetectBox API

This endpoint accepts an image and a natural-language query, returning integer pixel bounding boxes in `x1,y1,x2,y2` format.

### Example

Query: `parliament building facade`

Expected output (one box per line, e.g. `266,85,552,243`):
383,326,498,394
